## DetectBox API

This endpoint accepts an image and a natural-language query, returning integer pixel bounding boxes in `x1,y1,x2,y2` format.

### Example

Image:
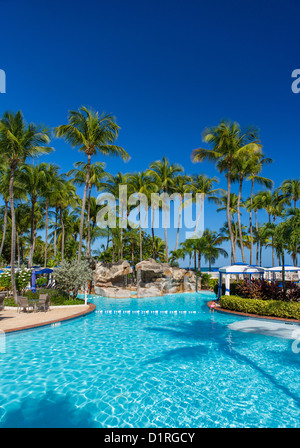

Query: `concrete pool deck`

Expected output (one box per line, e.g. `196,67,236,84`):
0,303,96,333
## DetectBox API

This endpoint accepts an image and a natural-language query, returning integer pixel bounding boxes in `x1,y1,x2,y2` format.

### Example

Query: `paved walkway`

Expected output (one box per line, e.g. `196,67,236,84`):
0,303,95,333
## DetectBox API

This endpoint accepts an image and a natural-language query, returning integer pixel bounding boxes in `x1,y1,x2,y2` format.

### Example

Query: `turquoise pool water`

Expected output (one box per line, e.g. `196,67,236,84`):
0,292,299,428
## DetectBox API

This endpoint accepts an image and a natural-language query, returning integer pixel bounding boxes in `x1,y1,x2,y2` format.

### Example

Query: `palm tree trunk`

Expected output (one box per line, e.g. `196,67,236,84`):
174,199,182,251
198,252,201,272
9,167,17,301
87,185,92,259
78,153,91,261
44,201,49,267
255,210,259,265
151,207,156,259
32,224,37,265
0,199,8,259
131,241,136,282
28,198,36,267
139,203,142,262
164,195,168,262
193,194,204,237
249,179,254,265
16,231,20,268
237,178,246,263
227,169,236,262
60,207,65,261
54,207,58,258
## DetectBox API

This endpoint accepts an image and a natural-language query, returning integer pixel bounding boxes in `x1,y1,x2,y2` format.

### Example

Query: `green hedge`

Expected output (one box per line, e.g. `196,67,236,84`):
219,295,300,320
4,288,85,307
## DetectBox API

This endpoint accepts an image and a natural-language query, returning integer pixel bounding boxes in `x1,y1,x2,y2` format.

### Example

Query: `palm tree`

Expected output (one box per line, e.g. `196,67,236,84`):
18,163,50,266
0,163,27,259
169,248,185,266
127,171,156,262
191,120,261,263
216,192,239,263
246,154,273,264
202,229,228,271
55,106,130,261
147,156,184,262
0,111,52,299
68,161,107,259
254,190,287,266
172,174,192,251
280,179,300,209
56,180,79,261
179,239,194,269
189,174,221,238
39,163,61,267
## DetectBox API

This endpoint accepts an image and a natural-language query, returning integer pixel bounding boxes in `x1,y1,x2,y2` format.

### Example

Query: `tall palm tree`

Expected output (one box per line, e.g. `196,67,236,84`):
189,174,221,238
68,161,107,258
39,163,61,267
147,156,184,262
216,192,239,263
127,171,156,262
18,163,49,266
179,239,194,270
280,179,300,209
202,229,228,271
191,120,261,263
55,180,79,261
246,154,273,264
55,106,129,261
172,174,192,251
0,163,27,259
254,190,287,266
0,111,52,299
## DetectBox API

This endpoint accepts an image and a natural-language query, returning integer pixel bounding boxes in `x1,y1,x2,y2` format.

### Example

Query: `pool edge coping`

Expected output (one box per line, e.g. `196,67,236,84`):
207,300,300,323
1,302,96,334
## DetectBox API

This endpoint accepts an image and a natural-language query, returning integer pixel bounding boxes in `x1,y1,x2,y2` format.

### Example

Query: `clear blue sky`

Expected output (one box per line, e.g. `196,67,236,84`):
0,0,299,266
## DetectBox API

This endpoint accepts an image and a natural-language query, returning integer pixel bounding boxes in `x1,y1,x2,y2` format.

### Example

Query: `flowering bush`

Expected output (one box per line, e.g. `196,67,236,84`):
235,279,300,302
16,268,33,293
0,268,33,294
0,271,12,290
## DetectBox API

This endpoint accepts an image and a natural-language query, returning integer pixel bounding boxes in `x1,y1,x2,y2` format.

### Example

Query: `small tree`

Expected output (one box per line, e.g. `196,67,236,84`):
54,259,92,299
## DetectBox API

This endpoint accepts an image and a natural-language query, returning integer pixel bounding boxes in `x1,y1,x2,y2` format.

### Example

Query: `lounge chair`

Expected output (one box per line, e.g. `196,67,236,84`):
35,294,50,312
17,296,34,313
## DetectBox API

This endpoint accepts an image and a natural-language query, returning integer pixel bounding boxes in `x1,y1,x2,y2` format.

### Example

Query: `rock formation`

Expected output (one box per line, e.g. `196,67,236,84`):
94,260,133,298
93,258,199,299
135,258,198,297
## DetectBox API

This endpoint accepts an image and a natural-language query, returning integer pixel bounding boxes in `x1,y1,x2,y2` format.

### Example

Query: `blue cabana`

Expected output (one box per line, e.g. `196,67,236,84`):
31,270,36,293
34,268,53,275
217,264,266,299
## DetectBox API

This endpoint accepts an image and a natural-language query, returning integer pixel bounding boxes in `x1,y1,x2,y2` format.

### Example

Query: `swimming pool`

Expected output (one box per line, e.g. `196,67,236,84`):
0,292,299,428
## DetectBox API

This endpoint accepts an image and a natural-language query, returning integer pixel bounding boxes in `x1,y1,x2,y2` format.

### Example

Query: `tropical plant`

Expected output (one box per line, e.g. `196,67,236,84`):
191,120,261,263
55,106,129,261
0,111,53,299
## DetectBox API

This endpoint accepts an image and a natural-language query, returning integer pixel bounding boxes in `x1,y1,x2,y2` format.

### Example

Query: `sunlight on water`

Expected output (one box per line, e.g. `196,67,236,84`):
0,292,299,428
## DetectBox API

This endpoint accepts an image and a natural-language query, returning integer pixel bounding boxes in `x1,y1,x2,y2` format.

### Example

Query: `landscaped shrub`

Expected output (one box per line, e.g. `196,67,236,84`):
54,259,92,299
36,276,48,287
235,279,300,302
213,281,240,296
220,295,300,320
0,268,33,294
4,287,85,306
